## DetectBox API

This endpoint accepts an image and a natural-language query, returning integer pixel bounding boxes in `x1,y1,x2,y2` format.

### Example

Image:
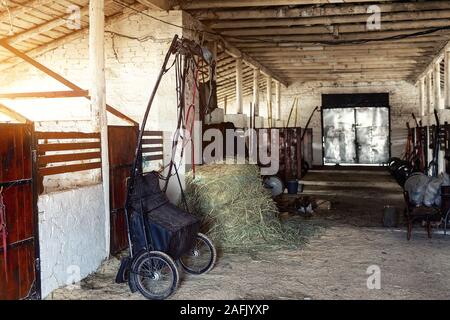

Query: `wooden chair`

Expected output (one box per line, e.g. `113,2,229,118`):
403,191,442,240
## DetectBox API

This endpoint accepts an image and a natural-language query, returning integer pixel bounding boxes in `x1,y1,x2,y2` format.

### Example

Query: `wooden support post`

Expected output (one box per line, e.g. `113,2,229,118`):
224,96,228,114
252,68,260,117
275,81,281,122
427,71,433,120
434,60,442,110
446,49,450,109
426,70,434,165
420,77,426,117
236,58,243,114
89,0,110,257
266,76,272,127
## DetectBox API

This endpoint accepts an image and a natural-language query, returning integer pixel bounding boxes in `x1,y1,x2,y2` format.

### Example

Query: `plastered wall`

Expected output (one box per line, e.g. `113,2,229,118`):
38,184,106,299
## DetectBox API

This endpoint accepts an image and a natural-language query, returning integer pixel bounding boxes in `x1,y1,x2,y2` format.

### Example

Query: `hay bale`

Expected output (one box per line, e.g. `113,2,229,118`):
185,164,315,251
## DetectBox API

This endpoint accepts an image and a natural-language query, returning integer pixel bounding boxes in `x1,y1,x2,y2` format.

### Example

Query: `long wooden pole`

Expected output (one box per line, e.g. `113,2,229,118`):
252,68,260,117
236,58,243,114
434,61,442,110
266,76,272,127
446,49,450,109
90,0,110,257
275,81,281,122
420,77,426,117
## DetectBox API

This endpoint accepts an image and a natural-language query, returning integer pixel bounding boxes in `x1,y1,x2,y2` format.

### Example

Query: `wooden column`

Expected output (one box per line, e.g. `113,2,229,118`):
266,76,272,127
252,68,260,117
426,71,434,166
275,81,281,121
236,57,243,114
446,49,450,109
89,0,110,256
434,60,442,110
427,71,433,119
420,77,426,117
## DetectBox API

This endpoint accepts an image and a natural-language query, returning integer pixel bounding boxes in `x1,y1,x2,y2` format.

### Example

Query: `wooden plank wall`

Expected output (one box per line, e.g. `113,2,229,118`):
35,131,102,194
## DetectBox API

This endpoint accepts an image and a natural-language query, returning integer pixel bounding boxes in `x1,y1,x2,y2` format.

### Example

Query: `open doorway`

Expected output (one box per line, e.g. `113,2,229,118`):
322,93,391,166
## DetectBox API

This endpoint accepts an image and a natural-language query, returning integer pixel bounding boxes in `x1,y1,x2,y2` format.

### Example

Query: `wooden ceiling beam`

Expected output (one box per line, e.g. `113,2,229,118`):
221,19,450,37
135,0,172,10
3,5,90,44
180,0,395,10
0,0,55,22
191,1,450,20
245,49,432,57
0,3,145,72
228,29,450,44
233,37,449,48
210,10,450,30
240,43,437,52
183,12,289,86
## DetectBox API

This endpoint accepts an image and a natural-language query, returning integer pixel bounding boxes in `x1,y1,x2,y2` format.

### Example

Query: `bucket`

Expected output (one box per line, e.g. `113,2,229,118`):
287,180,299,194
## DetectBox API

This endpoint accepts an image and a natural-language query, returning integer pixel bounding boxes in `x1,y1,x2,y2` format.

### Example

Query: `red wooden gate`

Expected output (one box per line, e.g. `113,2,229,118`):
108,126,138,255
0,123,40,300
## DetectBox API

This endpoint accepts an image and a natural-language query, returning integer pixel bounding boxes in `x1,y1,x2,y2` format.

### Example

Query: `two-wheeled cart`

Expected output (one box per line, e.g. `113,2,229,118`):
115,35,217,300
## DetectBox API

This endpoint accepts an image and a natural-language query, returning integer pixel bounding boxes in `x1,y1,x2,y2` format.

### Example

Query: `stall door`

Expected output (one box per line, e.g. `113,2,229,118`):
0,123,40,300
355,107,390,165
323,107,390,165
323,108,357,164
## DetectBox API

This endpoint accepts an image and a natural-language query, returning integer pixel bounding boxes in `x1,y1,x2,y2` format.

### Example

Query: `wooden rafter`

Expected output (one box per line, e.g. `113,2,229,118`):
0,0,55,22
0,4,144,72
191,1,450,20
135,0,172,10
0,90,89,99
0,103,30,123
179,0,393,10
0,40,138,126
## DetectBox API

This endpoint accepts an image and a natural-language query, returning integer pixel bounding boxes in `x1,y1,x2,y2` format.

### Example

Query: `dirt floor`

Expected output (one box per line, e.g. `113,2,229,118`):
50,168,450,300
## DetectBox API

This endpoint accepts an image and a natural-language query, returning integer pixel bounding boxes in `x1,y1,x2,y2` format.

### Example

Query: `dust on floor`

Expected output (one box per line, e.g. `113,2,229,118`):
50,168,450,300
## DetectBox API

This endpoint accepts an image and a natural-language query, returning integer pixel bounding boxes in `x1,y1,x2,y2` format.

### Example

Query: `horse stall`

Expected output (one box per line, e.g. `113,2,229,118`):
201,123,313,184
0,117,162,299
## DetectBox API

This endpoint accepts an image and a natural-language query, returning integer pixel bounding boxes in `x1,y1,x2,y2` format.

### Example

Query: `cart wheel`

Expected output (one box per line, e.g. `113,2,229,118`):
180,233,217,275
129,250,179,300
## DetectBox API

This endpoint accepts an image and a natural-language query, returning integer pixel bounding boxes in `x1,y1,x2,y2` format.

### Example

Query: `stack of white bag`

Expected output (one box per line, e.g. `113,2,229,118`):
404,172,450,207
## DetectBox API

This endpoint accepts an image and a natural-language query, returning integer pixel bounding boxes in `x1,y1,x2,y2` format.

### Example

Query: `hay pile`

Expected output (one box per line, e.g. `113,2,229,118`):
185,164,316,252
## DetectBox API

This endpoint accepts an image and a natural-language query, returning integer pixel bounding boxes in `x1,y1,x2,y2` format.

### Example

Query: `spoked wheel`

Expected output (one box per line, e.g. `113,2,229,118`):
129,251,179,300
179,233,217,275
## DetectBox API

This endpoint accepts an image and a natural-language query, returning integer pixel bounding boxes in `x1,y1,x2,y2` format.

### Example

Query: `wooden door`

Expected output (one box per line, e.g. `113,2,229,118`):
108,126,138,255
0,123,40,300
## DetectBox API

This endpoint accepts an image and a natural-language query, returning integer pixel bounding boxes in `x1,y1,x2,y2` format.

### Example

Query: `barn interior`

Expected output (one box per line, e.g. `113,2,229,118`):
1,0,450,300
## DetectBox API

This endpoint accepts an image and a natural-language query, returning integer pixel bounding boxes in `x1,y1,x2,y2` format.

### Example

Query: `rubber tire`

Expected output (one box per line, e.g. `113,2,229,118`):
179,233,217,275
129,250,180,300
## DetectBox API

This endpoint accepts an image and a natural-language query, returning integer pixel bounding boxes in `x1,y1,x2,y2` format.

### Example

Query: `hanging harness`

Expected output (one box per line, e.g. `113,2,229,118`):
0,188,8,281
